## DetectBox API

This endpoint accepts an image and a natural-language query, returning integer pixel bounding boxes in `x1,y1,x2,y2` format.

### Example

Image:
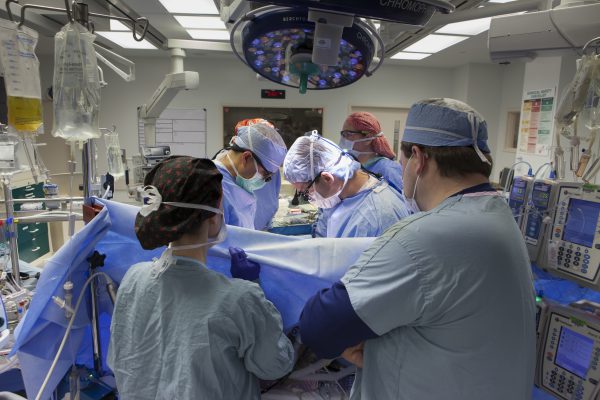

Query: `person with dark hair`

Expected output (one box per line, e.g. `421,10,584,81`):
213,122,287,229
298,99,536,399
107,156,294,399
340,111,404,192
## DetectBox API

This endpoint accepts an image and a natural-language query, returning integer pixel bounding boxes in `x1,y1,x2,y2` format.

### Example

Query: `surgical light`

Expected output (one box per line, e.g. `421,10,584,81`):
234,8,375,93
228,0,454,93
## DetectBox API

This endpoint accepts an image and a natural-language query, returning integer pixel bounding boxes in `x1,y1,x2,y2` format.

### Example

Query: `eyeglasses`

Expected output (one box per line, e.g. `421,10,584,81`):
250,153,272,182
252,158,273,182
300,172,322,197
340,130,368,138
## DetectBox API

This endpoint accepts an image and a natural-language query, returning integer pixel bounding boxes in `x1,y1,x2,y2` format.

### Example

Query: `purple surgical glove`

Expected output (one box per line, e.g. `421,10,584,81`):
229,247,261,281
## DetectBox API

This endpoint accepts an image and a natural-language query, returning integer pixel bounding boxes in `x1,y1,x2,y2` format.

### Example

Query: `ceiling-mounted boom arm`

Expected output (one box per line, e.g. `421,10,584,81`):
138,48,200,146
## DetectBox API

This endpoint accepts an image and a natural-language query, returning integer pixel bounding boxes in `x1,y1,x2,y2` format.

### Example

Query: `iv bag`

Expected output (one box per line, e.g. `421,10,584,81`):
556,55,595,127
0,19,43,133
581,57,600,130
102,127,124,179
52,23,101,142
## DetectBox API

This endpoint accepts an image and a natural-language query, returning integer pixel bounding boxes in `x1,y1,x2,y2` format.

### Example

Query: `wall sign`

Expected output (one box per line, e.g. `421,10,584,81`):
517,88,556,156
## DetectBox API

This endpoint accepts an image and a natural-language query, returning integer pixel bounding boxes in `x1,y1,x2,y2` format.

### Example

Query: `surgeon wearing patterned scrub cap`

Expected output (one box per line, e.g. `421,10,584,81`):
339,111,404,192
108,156,294,400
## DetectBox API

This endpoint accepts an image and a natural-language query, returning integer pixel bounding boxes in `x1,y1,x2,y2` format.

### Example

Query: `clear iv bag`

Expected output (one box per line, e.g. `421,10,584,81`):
52,23,101,142
0,19,43,133
102,128,124,179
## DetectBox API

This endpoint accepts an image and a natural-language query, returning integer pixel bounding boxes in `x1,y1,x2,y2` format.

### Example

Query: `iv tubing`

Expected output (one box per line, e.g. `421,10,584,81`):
35,271,116,400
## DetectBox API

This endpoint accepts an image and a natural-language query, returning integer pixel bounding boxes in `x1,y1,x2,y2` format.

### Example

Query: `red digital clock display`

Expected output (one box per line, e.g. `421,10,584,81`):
261,89,286,99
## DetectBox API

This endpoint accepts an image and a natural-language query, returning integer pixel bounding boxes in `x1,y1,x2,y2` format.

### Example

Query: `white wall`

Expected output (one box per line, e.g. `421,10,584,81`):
37,52,528,186
38,53,454,166
493,62,526,178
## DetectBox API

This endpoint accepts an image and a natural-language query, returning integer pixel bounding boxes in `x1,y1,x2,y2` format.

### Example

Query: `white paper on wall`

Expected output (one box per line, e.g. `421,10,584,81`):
138,108,207,157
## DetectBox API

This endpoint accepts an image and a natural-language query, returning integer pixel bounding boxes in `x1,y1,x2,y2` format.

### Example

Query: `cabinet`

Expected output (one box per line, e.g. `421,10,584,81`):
12,182,50,262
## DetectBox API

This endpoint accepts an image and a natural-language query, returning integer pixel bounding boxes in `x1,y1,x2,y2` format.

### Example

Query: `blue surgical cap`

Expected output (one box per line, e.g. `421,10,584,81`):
283,131,360,183
403,98,491,163
234,123,287,173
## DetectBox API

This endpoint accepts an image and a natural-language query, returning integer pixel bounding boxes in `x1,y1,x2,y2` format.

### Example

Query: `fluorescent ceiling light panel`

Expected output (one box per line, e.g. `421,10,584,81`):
391,52,431,60
175,15,226,29
159,0,219,14
187,29,230,40
404,34,468,53
436,17,491,35
488,0,516,2
96,31,156,49
110,20,130,31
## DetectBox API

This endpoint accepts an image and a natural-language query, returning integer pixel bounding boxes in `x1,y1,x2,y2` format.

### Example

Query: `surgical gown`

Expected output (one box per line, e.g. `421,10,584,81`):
254,170,281,231
323,179,409,238
214,161,257,229
363,157,403,192
302,192,536,399
107,256,294,400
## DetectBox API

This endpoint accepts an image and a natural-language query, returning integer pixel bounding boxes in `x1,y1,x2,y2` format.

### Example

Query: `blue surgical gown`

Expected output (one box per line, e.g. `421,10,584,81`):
215,161,257,229
254,170,281,231
363,157,403,192
324,179,410,238
340,193,536,399
107,256,294,400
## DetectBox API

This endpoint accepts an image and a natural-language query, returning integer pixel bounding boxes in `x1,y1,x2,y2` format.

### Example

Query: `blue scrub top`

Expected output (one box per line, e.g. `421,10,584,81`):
324,178,410,238
364,157,403,193
108,256,294,399
214,161,257,229
253,170,281,231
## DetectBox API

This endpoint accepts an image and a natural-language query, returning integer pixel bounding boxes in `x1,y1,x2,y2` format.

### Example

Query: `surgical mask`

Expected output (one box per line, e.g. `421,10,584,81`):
140,185,227,276
402,155,421,214
338,133,383,158
308,169,349,209
227,153,266,193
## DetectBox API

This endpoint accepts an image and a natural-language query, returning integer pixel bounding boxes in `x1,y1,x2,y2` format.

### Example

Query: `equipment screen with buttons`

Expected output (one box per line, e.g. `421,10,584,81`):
508,176,534,227
542,183,600,289
523,180,559,262
540,307,600,400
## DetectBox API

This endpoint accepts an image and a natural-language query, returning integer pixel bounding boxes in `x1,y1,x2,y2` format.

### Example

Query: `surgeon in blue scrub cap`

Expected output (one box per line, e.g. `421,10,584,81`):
213,122,287,229
283,132,410,238
299,99,536,400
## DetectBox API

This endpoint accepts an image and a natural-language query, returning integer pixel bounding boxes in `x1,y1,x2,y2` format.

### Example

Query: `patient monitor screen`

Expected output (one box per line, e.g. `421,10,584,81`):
555,327,594,378
563,198,600,248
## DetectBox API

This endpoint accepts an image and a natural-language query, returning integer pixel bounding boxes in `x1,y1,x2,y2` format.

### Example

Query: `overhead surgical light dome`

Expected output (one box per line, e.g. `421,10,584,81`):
227,0,454,93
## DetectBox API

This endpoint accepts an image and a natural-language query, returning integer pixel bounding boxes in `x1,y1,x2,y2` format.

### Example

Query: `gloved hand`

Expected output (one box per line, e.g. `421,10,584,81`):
229,247,261,281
